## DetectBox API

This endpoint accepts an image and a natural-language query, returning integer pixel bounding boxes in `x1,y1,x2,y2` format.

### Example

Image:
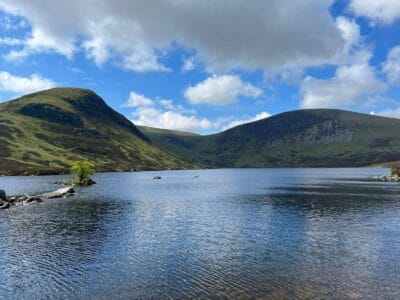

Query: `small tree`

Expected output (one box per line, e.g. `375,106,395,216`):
391,165,400,177
71,160,95,185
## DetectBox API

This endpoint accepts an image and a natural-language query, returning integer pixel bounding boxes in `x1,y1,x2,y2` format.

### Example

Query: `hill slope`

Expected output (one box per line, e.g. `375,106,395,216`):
139,109,400,167
0,88,191,175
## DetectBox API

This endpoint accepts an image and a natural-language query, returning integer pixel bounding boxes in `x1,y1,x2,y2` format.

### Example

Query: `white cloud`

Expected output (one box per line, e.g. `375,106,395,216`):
0,71,55,95
131,106,216,132
335,17,361,53
125,89,271,133
300,58,386,108
125,90,217,132
383,46,400,85
0,0,348,72
375,107,400,119
0,37,24,46
181,56,196,73
349,0,400,24
184,75,263,106
222,112,271,131
123,91,154,108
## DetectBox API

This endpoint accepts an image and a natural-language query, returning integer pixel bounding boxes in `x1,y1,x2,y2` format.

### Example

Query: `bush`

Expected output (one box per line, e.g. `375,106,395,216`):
71,160,95,185
391,165,400,177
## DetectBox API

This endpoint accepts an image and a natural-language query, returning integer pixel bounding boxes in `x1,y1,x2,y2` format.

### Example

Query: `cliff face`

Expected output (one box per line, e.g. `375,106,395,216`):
299,120,353,145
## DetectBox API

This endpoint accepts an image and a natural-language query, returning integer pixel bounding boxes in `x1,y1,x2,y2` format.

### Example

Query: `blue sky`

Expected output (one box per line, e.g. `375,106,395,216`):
0,0,399,134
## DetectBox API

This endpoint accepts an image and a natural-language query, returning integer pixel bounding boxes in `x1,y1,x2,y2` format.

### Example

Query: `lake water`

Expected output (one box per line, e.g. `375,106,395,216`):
1,168,400,299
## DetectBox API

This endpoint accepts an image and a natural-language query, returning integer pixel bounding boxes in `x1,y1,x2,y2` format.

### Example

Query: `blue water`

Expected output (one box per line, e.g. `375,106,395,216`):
0,168,399,299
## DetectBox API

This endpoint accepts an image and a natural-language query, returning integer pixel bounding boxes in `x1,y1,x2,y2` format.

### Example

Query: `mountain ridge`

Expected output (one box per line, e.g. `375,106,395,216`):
139,108,400,168
0,88,192,175
1,87,400,175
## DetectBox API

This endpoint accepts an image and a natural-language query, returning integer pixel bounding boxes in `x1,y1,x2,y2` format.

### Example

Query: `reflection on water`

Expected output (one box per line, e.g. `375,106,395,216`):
1,168,399,299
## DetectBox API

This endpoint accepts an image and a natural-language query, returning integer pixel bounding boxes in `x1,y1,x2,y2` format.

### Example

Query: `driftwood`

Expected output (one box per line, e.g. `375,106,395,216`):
0,186,75,209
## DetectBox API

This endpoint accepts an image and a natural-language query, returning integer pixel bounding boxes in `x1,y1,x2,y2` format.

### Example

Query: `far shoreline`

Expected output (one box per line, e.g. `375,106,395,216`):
0,165,390,177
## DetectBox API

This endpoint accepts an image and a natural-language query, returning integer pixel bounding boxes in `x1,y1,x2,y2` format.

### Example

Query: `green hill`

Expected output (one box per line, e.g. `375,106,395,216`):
139,109,400,168
0,88,191,175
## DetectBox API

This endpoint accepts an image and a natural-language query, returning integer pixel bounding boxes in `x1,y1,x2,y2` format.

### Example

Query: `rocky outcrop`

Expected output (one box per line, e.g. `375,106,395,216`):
0,186,75,209
374,175,400,182
300,120,353,145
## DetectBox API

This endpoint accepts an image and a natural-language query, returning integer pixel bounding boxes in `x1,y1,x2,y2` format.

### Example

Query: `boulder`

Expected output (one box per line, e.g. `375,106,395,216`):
40,186,75,199
1,186,76,209
0,200,10,209
0,190,6,201
25,196,44,204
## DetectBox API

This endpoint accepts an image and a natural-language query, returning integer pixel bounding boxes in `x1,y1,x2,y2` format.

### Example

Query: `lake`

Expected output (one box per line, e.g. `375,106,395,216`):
1,168,399,299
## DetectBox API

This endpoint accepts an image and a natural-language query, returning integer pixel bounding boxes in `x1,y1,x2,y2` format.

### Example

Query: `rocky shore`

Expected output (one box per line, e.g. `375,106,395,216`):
0,186,75,209
373,175,400,182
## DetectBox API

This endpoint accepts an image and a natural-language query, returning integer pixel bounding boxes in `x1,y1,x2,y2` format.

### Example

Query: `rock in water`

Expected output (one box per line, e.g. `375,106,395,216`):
153,176,162,180
0,186,75,210
0,190,6,201
40,186,75,199
0,200,10,209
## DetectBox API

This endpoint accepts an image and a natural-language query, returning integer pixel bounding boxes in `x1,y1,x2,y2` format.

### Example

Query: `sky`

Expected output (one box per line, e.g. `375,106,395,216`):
0,0,399,134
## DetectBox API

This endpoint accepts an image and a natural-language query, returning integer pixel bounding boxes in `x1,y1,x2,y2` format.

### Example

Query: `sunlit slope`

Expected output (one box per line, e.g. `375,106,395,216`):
0,88,191,175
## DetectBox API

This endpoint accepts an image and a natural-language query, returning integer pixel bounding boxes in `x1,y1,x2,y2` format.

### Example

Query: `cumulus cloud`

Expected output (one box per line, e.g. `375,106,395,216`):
300,58,386,109
125,90,271,133
335,17,361,53
222,112,271,131
0,0,348,72
132,106,216,132
123,91,154,108
383,46,400,85
184,75,263,106
349,0,400,24
0,71,55,95
125,90,218,132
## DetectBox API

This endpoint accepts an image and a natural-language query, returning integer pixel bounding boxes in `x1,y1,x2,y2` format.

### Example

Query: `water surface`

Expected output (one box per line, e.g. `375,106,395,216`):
1,168,399,299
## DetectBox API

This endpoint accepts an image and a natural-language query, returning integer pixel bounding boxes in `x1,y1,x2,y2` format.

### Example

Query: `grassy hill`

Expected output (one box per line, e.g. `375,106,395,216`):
139,109,400,168
0,88,191,175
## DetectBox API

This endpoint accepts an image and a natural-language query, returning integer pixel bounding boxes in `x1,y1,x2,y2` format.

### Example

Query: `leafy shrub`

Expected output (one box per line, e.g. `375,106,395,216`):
70,160,95,185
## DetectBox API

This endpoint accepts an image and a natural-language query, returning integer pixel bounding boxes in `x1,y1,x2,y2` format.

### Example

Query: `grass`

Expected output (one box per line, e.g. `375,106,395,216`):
0,88,193,175
139,109,400,168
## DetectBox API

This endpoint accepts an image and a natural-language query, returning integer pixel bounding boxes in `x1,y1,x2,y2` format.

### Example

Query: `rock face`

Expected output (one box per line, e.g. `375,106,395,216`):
0,186,75,209
300,120,353,145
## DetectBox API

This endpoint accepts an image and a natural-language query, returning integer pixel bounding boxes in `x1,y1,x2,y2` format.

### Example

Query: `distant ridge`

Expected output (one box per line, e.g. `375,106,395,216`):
139,109,400,168
0,88,191,175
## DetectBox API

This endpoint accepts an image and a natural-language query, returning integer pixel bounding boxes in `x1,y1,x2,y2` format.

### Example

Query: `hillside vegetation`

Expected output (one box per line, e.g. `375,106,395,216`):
0,88,191,175
139,109,400,168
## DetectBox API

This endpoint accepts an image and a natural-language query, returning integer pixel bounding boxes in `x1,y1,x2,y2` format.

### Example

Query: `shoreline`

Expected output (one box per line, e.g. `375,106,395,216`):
0,165,390,177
